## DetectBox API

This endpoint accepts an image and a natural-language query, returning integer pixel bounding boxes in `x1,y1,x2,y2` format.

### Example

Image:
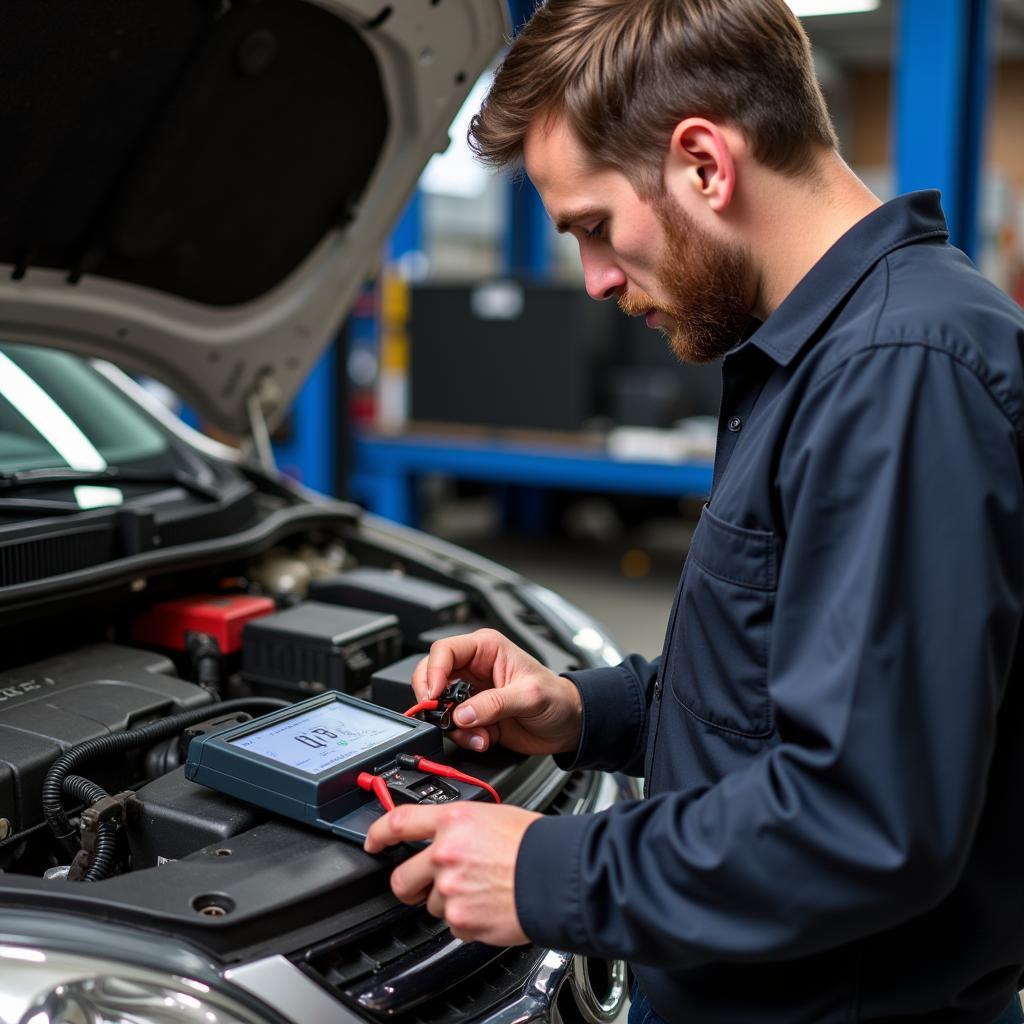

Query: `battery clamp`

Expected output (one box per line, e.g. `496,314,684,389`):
185,689,497,845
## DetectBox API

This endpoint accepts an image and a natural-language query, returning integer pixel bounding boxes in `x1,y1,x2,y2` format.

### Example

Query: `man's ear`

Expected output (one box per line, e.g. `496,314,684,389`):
663,118,737,213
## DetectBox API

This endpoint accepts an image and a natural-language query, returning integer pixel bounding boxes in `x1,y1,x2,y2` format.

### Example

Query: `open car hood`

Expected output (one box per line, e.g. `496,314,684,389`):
0,0,507,435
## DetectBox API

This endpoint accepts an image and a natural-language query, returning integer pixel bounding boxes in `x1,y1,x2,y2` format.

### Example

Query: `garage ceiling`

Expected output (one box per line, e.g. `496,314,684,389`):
802,0,1024,68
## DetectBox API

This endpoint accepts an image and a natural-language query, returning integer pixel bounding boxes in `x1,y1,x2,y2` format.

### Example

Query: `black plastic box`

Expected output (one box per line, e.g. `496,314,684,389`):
310,568,470,637
369,654,423,713
128,766,264,867
241,601,402,697
409,282,616,432
414,621,488,652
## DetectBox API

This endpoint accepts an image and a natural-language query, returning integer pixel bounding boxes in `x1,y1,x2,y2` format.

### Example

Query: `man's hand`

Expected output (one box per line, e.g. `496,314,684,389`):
364,801,541,946
412,629,582,756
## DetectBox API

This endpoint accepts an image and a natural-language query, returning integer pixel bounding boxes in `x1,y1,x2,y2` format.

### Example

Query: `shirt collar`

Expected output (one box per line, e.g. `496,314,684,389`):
741,190,949,367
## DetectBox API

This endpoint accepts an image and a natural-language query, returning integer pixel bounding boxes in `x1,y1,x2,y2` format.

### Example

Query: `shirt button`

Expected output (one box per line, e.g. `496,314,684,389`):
728,416,743,432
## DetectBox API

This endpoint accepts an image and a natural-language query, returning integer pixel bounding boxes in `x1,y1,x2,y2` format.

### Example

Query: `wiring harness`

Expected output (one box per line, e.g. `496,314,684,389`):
41,697,288,877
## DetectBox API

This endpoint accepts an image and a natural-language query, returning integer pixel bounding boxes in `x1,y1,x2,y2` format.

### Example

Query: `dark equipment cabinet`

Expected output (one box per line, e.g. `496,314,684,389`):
409,281,616,432
409,280,722,433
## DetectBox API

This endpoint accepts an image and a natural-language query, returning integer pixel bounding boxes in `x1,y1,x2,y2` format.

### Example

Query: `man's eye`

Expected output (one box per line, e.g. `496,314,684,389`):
584,222,606,241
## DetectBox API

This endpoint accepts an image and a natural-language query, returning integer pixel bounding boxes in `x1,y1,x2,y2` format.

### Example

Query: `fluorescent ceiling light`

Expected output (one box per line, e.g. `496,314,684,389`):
787,0,879,15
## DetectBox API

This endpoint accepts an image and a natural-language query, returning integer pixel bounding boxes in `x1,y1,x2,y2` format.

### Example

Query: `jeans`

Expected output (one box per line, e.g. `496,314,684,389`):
627,982,1024,1024
994,994,1024,1024
626,983,663,1024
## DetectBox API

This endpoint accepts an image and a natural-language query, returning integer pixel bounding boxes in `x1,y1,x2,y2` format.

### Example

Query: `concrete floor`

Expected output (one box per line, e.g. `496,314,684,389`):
424,494,697,659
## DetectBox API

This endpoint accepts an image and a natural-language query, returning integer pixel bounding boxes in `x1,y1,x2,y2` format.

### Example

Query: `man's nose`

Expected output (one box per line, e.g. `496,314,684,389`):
582,256,626,301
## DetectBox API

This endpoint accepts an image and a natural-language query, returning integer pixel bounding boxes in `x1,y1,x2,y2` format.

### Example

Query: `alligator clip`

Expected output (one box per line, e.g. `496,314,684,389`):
403,680,471,731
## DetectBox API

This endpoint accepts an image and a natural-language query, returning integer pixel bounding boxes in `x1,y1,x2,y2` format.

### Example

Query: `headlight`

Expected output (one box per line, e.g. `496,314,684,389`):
0,946,270,1024
516,583,625,668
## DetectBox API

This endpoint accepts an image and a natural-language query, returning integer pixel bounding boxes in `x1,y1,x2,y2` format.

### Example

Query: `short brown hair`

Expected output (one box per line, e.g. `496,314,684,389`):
469,0,838,194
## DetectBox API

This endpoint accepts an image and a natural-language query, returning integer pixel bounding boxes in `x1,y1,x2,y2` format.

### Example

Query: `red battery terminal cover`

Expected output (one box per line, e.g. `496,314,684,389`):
131,594,275,655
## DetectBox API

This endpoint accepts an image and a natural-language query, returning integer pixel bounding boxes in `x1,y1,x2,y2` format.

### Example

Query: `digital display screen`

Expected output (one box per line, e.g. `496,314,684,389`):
230,702,413,775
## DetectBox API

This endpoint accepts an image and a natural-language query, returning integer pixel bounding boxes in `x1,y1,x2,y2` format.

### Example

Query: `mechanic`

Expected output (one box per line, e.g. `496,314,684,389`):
364,1,1024,1021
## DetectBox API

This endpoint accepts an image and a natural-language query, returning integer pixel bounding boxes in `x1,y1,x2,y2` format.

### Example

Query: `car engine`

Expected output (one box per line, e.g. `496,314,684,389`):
0,516,631,1024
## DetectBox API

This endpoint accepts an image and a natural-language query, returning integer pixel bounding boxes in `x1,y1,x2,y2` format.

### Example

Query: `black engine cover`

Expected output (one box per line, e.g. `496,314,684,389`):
0,644,210,833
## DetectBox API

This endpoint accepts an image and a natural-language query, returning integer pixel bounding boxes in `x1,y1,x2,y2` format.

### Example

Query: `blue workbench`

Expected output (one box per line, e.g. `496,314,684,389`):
350,432,714,527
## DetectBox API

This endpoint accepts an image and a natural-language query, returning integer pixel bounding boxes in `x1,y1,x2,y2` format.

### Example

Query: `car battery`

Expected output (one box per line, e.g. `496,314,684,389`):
132,593,276,654
241,601,402,698
309,568,471,637
128,765,265,867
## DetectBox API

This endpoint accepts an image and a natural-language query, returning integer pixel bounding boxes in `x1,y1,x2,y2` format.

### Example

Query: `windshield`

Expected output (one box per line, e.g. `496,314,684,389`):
0,344,170,476
0,344,191,509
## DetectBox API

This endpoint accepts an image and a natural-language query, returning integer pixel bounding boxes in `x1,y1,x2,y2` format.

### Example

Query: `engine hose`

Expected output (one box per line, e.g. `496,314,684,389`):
62,775,117,882
42,697,288,848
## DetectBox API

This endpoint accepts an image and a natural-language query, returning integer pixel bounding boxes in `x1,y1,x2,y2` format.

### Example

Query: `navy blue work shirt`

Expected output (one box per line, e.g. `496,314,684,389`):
515,192,1024,1023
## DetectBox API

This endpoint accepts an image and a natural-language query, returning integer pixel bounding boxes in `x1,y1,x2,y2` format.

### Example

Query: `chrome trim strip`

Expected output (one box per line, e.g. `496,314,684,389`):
478,948,575,1024
593,770,623,814
226,948,579,1024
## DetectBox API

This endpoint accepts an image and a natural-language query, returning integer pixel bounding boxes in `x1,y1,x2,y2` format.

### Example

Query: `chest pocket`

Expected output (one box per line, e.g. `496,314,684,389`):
667,503,780,739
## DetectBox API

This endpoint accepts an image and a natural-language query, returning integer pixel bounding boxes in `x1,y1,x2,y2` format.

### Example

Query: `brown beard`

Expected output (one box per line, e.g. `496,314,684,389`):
618,193,754,364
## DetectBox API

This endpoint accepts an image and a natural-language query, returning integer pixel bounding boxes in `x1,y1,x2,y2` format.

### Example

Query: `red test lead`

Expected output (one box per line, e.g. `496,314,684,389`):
395,753,501,804
356,772,396,812
403,699,439,718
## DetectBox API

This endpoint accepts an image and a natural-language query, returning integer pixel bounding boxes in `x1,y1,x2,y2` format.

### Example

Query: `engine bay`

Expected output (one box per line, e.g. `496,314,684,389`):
0,508,621,1024
0,533,519,891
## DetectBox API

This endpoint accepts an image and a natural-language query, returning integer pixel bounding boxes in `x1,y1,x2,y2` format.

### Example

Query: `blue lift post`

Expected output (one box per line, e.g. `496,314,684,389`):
390,191,425,268
895,0,996,260
272,345,338,496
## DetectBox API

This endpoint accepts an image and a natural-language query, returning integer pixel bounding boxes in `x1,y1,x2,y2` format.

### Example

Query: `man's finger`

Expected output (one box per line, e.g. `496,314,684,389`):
425,631,508,698
389,847,438,904
425,635,486,699
425,884,447,921
406,885,433,907
452,681,544,729
411,655,430,701
364,804,446,854
446,724,500,753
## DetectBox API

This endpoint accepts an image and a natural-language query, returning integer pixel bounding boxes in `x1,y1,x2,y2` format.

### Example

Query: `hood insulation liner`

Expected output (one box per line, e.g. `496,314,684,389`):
1,0,388,306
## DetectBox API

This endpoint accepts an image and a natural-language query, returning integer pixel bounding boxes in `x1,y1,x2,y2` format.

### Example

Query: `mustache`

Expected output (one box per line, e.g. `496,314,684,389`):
617,290,662,317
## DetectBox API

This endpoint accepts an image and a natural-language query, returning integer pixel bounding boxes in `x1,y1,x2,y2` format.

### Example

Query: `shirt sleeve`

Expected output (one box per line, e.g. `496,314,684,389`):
515,344,1024,967
555,654,659,776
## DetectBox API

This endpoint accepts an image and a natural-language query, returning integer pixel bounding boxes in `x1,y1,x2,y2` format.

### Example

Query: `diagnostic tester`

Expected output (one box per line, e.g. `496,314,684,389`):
184,688,497,844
